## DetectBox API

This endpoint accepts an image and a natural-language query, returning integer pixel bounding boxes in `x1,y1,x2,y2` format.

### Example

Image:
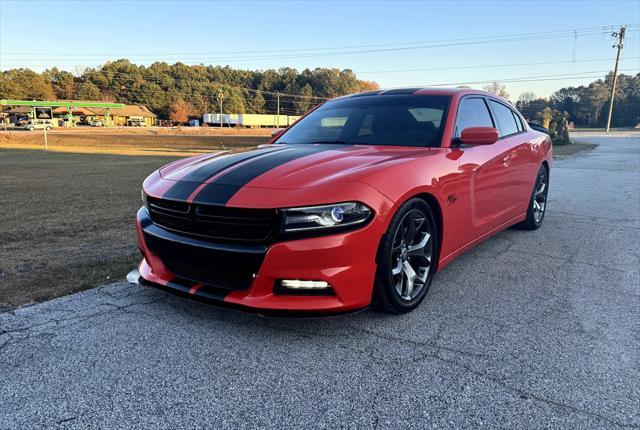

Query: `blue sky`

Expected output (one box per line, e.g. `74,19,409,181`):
1,0,638,100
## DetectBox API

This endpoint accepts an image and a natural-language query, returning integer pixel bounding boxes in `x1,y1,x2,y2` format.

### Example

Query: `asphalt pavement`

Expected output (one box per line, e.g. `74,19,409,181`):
1,132,638,429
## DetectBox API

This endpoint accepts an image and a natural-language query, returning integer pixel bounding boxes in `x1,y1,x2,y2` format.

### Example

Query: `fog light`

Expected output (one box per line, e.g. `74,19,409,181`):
280,279,330,289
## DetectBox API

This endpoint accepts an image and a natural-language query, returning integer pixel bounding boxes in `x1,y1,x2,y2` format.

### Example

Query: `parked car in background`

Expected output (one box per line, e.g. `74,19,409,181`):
127,118,146,127
131,88,552,315
23,119,53,131
90,120,104,127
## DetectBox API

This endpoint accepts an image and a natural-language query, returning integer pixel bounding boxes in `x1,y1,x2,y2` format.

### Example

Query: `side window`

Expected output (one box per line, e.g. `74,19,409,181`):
455,98,494,137
511,111,523,132
489,100,520,137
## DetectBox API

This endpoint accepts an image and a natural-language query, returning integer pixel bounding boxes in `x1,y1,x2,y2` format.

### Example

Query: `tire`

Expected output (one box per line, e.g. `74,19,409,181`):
515,165,549,230
373,198,438,314
45,126,51,131
28,127,34,131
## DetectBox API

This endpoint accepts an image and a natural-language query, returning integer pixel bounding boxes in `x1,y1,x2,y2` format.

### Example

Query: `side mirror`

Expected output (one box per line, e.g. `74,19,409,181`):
271,128,286,138
459,127,499,145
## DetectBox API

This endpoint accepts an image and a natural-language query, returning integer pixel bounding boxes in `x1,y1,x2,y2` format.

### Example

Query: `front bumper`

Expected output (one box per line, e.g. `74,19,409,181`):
134,205,389,313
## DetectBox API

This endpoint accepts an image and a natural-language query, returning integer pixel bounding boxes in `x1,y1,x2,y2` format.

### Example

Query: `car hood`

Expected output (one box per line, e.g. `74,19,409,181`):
159,143,432,190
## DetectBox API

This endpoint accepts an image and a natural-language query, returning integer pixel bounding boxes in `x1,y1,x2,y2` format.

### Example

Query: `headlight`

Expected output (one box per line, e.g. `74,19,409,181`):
280,202,372,233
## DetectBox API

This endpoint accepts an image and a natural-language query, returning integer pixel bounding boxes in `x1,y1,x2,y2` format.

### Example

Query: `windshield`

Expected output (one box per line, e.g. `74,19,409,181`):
276,94,451,147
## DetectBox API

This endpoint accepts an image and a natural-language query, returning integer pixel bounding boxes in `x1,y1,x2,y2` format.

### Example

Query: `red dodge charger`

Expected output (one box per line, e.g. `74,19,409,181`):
130,88,551,314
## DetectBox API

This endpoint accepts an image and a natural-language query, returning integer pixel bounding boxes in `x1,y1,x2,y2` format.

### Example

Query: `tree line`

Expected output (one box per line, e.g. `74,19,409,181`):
1,61,638,127
514,72,640,129
0,60,378,119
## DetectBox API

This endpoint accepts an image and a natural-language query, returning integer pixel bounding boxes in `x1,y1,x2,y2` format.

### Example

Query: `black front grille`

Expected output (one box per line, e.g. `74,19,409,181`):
147,196,278,244
162,259,251,290
141,222,266,290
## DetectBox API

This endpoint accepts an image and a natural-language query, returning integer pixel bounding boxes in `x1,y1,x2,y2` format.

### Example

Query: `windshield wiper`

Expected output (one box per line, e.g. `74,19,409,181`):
308,140,353,145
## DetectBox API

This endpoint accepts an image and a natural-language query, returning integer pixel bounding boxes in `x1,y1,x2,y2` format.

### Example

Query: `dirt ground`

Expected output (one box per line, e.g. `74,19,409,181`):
0,136,596,310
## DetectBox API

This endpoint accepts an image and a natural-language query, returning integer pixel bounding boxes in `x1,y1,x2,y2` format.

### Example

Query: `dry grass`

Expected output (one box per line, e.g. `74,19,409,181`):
0,130,271,156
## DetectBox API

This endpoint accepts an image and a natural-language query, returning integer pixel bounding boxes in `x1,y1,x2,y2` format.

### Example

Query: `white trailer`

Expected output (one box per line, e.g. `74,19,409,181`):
202,113,301,127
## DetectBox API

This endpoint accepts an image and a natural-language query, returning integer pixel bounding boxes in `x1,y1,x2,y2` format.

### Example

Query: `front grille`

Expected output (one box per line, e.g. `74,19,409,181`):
147,196,278,244
162,259,252,290
142,225,265,290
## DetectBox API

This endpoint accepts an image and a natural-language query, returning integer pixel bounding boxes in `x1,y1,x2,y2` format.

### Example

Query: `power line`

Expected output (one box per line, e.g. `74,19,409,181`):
52,67,331,100
425,68,638,87
76,74,330,101
82,69,638,107
73,63,639,101
357,56,640,74
4,27,638,65
18,70,634,115
23,55,639,79
31,55,639,101
2,25,630,58
81,81,325,115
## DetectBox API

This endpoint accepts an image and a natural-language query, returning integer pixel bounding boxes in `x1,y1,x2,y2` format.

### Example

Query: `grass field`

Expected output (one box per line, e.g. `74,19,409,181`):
0,150,179,310
0,135,596,310
0,131,273,311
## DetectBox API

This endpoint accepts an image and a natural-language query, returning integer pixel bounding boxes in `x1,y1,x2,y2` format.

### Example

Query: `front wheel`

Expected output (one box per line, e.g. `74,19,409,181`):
515,165,549,230
373,198,437,314
28,126,35,131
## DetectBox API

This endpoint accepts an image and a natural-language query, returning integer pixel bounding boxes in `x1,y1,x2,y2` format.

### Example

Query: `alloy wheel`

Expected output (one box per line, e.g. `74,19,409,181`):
533,170,548,223
390,209,434,301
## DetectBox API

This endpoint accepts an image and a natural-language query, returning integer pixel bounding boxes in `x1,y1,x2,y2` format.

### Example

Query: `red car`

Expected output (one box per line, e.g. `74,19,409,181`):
130,88,551,314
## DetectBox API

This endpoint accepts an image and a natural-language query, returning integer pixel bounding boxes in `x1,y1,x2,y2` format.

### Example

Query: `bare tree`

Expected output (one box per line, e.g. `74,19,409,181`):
483,82,510,100
517,91,536,106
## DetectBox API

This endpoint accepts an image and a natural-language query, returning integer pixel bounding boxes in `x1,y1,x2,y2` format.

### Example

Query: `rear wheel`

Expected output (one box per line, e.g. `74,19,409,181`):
515,165,549,230
28,126,34,131
373,198,437,314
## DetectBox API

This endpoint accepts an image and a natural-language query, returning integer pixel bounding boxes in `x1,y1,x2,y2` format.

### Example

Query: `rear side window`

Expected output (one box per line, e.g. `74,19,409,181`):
455,98,494,137
512,111,524,132
489,100,520,137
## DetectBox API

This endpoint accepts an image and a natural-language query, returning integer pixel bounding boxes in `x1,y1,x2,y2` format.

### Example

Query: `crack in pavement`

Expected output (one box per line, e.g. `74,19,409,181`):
267,321,639,429
407,347,640,429
0,293,169,353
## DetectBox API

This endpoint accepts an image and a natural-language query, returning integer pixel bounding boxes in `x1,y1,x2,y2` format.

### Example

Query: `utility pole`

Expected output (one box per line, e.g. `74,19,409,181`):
276,92,280,128
217,91,224,129
606,26,626,132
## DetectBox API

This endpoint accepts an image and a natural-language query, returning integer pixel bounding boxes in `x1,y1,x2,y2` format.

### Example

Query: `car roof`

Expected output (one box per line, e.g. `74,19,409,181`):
334,87,497,100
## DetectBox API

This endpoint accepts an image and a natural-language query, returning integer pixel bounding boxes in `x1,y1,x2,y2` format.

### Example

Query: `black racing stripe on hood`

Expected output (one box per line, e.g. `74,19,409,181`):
192,144,340,205
161,181,204,202
162,146,286,200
